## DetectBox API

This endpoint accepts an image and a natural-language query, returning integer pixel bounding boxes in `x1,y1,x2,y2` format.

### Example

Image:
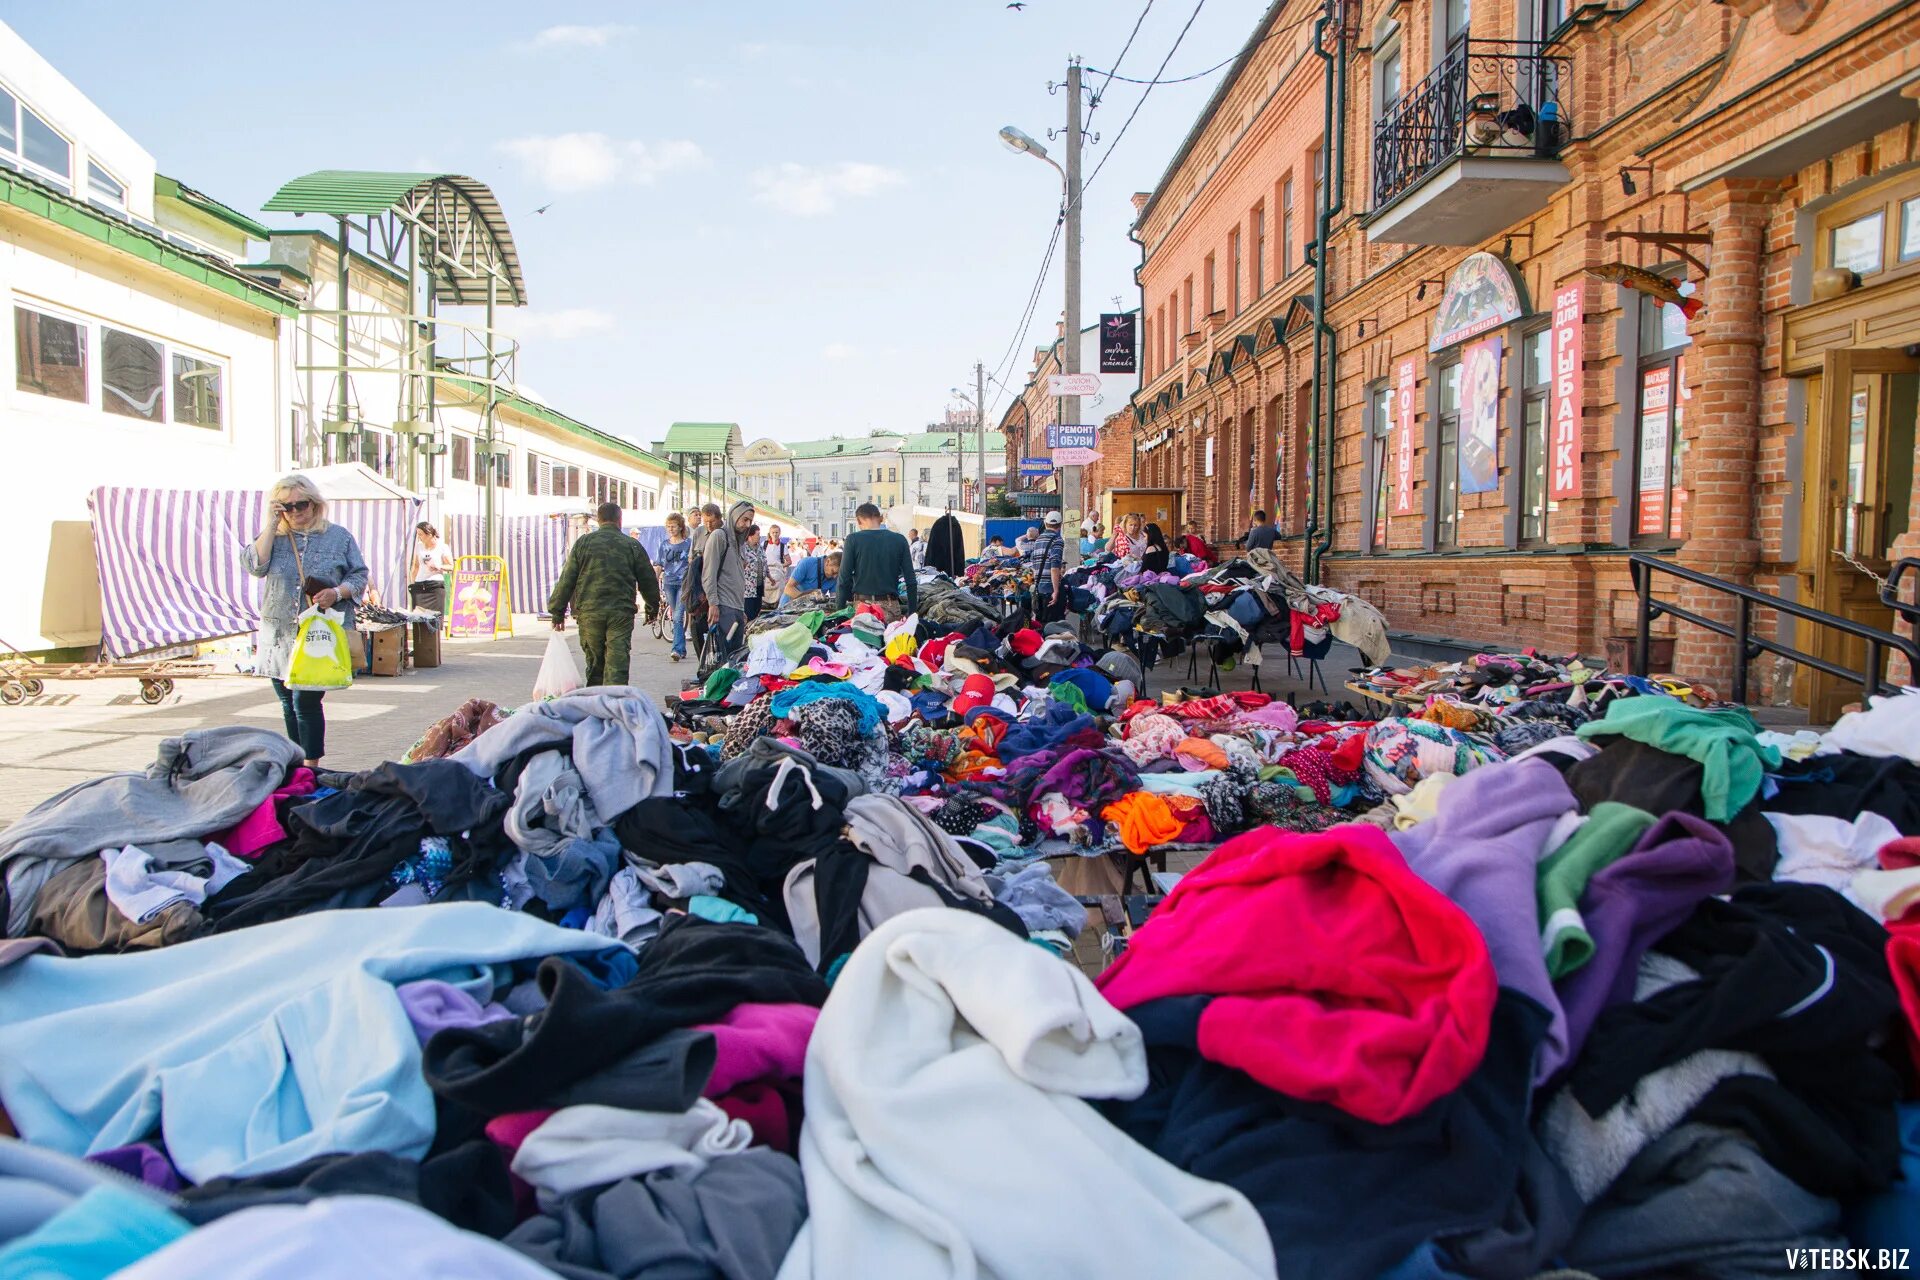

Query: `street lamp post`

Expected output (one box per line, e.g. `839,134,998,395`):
1000,56,1084,567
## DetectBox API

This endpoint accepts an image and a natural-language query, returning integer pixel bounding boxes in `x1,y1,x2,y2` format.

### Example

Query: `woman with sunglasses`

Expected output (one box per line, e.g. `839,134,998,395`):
242,473,368,766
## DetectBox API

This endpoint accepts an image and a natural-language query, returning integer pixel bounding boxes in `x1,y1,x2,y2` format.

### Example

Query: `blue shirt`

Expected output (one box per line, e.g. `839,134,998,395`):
789,556,838,595
1025,530,1065,589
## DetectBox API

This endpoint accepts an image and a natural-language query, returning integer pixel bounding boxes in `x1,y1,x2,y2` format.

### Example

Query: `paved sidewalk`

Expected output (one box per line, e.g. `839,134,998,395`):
0,618,700,827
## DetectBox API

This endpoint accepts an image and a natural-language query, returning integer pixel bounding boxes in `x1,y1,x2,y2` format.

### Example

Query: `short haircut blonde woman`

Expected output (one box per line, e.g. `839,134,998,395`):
269,473,330,531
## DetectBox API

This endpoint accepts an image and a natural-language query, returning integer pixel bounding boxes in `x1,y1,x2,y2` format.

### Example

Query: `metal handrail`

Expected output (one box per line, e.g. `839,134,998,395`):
1629,553,1920,701
1881,558,1920,623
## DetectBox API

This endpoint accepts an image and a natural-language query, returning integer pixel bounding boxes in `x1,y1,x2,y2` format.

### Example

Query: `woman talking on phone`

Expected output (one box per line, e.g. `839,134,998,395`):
242,473,367,765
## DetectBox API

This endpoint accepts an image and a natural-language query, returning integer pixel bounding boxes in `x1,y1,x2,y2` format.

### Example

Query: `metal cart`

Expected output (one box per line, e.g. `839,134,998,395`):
0,639,214,706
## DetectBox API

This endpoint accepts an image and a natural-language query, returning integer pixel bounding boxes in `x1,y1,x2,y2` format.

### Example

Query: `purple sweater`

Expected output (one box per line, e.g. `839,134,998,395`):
1394,757,1579,1083
1554,810,1734,1062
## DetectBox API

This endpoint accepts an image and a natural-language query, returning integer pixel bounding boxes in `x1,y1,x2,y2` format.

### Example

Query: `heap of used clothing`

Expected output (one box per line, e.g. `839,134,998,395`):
1069,544,1391,676
7,633,1920,1277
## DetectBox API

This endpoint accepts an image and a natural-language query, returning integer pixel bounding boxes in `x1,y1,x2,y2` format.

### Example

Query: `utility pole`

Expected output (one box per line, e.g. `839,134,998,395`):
1061,57,1084,568
975,359,987,516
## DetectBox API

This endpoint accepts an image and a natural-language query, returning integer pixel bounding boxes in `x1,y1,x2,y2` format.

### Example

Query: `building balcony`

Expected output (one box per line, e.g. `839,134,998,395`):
1366,39,1572,247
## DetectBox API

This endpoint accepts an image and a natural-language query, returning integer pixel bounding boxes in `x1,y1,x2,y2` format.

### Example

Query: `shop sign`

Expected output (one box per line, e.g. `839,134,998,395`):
1099,313,1137,373
1018,457,1054,476
1549,283,1583,499
1053,446,1102,466
1141,429,1171,451
1392,358,1418,515
450,561,504,638
1459,335,1503,495
1636,367,1673,535
1048,373,1103,397
1428,252,1528,352
1046,423,1098,449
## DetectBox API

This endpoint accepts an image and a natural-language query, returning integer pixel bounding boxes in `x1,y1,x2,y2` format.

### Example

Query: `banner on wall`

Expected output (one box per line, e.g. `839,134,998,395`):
1550,283,1583,499
1637,367,1673,535
1393,358,1418,515
1099,313,1137,373
1429,253,1528,352
1459,335,1502,496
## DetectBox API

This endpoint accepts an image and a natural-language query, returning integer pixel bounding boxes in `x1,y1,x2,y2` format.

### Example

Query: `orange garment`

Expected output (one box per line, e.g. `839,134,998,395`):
1102,791,1184,855
1173,737,1230,770
1420,699,1492,732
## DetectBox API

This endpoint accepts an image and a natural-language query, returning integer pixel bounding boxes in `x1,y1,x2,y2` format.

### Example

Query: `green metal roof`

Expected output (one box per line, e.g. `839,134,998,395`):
662,422,743,455
787,437,873,459
0,168,297,316
154,175,271,240
900,431,1006,454
262,170,527,307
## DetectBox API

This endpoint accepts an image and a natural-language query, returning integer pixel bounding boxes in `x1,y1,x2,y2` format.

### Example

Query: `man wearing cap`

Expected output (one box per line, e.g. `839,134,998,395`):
836,503,917,622
1025,511,1067,624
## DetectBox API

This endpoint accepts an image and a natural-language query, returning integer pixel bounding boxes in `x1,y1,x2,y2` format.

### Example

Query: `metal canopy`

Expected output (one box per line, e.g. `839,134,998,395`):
662,422,743,456
263,170,527,306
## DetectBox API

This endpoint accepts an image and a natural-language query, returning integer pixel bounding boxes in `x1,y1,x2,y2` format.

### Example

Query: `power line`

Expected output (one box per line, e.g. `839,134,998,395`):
984,216,1064,421
1086,5,1318,88
1079,0,1208,199
1086,0,1156,128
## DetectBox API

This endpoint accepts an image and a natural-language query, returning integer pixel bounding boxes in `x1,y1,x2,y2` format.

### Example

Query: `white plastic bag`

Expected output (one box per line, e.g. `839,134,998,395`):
534,632,584,700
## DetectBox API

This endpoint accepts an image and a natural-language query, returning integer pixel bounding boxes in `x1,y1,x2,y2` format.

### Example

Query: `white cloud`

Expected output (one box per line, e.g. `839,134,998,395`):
822,343,858,361
751,162,905,216
508,308,618,341
529,24,634,48
496,134,706,192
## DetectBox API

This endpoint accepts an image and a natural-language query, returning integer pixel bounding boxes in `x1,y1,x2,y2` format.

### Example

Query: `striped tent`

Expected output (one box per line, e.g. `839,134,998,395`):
441,514,573,616
89,485,421,659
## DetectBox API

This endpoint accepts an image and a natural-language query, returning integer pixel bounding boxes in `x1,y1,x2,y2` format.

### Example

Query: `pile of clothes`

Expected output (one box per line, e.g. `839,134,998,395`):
6,593,1920,1276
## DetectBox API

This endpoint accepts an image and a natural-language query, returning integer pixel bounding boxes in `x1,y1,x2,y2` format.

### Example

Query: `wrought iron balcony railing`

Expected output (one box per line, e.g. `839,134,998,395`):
1372,39,1572,210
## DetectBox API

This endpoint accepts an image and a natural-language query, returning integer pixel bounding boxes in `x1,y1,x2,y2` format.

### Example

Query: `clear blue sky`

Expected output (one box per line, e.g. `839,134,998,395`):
5,0,1270,443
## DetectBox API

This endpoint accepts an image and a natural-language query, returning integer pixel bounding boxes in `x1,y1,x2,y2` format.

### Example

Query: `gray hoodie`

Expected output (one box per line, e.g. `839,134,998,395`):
702,501,754,612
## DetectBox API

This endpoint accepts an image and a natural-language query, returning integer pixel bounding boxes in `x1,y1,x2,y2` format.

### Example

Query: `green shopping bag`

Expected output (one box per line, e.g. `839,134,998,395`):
285,605,354,691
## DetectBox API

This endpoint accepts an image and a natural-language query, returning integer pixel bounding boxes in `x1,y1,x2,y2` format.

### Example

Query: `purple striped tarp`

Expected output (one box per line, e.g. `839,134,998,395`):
441,514,572,615
88,487,421,659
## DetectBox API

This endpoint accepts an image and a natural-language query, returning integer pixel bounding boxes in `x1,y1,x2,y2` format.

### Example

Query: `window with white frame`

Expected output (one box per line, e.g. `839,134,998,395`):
14,303,225,430
86,161,125,210
451,434,471,481
0,82,72,188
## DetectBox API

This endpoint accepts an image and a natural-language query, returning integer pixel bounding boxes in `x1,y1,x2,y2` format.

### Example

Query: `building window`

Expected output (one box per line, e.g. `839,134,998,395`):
1183,276,1194,334
13,306,88,403
1832,211,1885,277
1251,203,1266,298
1436,361,1461,548
495,447,511,488
919,466,931,484
1520,327,1550,543
527,454,541,495
86,161,125,209
1370,382,1392,552
1538,0,1567,36
171,353,222,429
1310,145,1325,217
1378,45,1403,116
1204,252,1217,317
947,466,959,482
1445,0,1471,47
0,85,72,186
1281,176,1295,276
1633,284,1693,542
1229,229,1242,316
451,434,471,481
101,328,165,422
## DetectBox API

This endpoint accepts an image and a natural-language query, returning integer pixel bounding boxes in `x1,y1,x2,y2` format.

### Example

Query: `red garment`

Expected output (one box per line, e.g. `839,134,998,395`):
1096,824,1497,1123
1883,837,1920,870
695,1002,818,1153
1181,534,1208,560
1888,919,1920,1074
1328,732,1367,774
1008,628,1043,658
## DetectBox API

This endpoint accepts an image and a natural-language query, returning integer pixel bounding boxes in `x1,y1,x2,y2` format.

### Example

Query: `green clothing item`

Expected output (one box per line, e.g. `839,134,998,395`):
1537,801,1656,979
703,666,742,701
835,527,918,614
1575,699,1780,821
775,612,825,665
548,524,661,624
1051,682,1090,715
577,611,636,687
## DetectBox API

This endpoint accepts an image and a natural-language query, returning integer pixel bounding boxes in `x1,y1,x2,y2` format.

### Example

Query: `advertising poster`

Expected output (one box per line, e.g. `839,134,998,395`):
450,562,504,637
1099,313,1137,373
1393,358,1418,515
1637,367,1673,535
1549,283,1583,499
1458,335,1502,496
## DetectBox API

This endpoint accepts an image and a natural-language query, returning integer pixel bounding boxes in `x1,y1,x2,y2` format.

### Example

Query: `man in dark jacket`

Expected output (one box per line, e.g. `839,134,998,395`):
835,503,917,620
1244,509,1279,551
549,502,660,687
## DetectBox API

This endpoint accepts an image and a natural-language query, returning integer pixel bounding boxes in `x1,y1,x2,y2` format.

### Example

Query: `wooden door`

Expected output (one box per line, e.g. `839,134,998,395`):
1800,350,1920,721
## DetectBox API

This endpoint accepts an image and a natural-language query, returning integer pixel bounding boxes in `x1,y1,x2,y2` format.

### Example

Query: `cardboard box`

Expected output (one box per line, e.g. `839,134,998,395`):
367,627,403,677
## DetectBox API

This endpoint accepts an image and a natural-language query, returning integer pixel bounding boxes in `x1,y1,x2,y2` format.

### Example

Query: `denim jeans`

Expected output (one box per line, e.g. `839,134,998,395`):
270,679,326,760
667,580,689,657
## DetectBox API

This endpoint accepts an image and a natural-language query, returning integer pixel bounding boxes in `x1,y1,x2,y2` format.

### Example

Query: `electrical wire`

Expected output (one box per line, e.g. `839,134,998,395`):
1079,0,1208,200
983,216,1065,419
1087,0,1157,127
1085,3,1321,88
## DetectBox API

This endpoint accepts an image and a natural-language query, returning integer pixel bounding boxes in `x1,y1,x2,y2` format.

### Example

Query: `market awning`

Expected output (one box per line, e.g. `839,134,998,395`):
262,171,528,307
662,423,743,457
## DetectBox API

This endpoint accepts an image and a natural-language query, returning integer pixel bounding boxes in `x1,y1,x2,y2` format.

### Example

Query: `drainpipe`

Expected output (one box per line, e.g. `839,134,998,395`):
1305,0,1348,583
1128,215,1148,488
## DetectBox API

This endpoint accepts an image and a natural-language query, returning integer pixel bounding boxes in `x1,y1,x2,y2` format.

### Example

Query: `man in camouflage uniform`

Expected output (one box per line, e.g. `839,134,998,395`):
549,502,660,687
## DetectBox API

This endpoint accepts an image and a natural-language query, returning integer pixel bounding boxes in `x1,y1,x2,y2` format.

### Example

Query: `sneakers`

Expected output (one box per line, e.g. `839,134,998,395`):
669,652,684,662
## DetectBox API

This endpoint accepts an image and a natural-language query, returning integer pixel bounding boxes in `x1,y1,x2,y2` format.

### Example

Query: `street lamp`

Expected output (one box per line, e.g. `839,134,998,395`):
999,126,1064,182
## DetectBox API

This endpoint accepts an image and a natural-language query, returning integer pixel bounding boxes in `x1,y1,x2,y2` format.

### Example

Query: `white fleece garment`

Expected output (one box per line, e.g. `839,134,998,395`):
1821,687,1920,763
1766,811,1901,903
512,1100,753,1206
776,909,1276,1280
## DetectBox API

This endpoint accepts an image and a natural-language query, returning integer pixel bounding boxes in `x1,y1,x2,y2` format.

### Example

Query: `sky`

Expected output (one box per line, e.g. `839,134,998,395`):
5,0,1271,445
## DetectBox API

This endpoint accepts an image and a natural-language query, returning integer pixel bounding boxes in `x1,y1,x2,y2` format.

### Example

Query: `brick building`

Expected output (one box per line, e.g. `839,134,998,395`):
1129,0,1920,718
999,313,1140,515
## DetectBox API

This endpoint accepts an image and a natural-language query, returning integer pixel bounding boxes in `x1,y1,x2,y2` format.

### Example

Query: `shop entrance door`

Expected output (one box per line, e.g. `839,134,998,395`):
1799,348,1919,721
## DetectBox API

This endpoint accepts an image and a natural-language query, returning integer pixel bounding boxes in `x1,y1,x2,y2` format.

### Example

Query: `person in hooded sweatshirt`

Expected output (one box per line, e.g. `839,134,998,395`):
703,500,755,659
